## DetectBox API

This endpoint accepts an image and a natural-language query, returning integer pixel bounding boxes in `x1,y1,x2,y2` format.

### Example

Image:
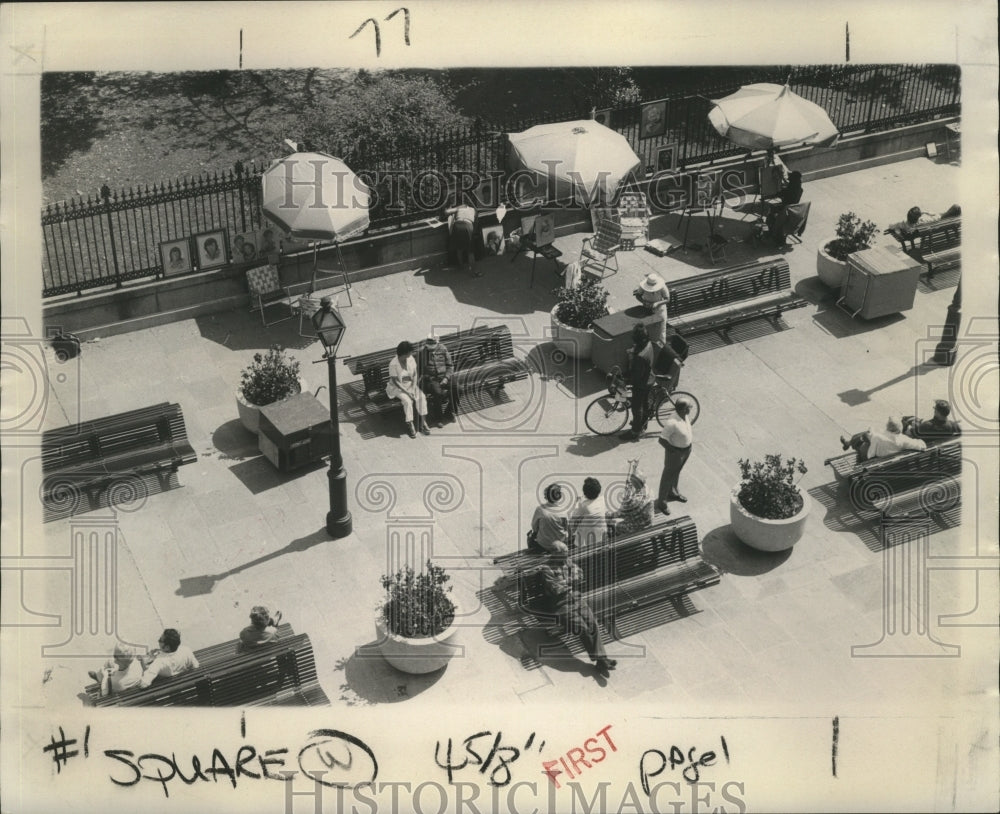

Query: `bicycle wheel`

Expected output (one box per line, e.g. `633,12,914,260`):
655,390,701,426
585,395,630,435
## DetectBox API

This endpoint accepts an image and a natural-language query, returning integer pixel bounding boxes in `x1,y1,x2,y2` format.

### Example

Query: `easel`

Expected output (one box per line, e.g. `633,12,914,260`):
296,241,353,337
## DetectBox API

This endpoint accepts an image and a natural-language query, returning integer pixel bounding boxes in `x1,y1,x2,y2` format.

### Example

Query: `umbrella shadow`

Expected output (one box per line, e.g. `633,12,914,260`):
413,255,556,316
196,307,316,352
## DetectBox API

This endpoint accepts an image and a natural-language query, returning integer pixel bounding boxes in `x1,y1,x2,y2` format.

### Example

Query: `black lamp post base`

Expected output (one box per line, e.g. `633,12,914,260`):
326,510,353,538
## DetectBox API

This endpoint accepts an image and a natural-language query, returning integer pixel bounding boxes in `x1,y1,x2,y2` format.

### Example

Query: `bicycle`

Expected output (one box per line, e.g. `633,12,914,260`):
584,365,700,436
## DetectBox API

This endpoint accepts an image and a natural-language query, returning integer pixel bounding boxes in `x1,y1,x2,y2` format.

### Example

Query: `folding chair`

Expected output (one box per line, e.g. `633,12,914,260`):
579,220,622,279
782,201,811,243
246,264,295,327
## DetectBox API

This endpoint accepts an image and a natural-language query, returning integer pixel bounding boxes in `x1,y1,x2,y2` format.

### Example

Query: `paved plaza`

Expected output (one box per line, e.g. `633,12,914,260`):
24,156,996,713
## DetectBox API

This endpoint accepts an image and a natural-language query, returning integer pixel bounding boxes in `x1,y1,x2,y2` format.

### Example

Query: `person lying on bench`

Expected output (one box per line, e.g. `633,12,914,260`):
886,204,961,236
528,483,571,553
840,416,926,463
88,643,143,698
138,628,200,689
239,606,283,649
537,542,617,678
903,399,962,442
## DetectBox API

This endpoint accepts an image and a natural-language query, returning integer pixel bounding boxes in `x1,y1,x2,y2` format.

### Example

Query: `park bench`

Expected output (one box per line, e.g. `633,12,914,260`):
41,402,197,521
342,324,530,416
492,514,680,578
666,256,808,340
86,628,329,707
512,516,721,638
824,440,962,519
887,215,961,276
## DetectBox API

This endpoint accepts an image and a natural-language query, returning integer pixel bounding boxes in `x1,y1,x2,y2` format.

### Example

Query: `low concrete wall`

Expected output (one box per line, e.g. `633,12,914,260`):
44,116,957,340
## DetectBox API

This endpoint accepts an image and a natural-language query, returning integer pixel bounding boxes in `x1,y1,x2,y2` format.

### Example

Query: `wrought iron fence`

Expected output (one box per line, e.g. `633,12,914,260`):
42,64,959,298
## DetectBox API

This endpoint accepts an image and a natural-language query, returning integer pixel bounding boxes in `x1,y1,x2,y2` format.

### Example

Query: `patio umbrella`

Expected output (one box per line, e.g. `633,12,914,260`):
708,83,839,150
261,151,370,295
507,120,641,204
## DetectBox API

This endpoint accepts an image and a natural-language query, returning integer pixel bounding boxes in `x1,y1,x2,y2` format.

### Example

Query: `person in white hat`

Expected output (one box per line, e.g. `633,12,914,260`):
634,273,670,348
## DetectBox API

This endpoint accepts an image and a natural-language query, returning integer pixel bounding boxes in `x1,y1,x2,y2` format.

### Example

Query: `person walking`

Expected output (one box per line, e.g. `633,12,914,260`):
418,333,455,426
536,543,617,678
386,340,431,438
656,397,694,513
619,324,657,442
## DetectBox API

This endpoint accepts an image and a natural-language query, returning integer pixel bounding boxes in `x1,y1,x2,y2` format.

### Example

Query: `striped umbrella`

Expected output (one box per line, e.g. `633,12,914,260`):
708,83,839,150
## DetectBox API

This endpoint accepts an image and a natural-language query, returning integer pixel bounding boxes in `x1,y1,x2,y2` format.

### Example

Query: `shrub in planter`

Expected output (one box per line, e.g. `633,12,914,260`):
552,279,610,330
380,560,456,639
736,454,808,519
240,345,301,407
825,212,878,262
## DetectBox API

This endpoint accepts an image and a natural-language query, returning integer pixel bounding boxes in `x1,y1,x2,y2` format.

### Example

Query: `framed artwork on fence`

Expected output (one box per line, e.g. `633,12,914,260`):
533,213,555,246
481,225,504,255
593,108,613,127
258,227,280,257
193,229,228,270
159,238,194,277
640,101,667,139
232,231,259,263
655,143,679,173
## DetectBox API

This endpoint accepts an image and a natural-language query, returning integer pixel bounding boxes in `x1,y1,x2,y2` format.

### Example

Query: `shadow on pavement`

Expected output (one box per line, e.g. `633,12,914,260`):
699,525,793,576
196,307,316,353
332,646,446,705
211,418,261,461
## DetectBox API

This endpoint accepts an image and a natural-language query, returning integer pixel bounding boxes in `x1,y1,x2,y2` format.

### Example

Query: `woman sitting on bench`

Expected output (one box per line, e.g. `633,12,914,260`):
386,340,431,438
840,416,926,463
886,204,961,236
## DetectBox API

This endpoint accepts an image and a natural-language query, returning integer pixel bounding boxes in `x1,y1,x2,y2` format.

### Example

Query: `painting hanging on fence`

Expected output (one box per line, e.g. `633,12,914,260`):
193,229,228,270
640,101,667,139
259,227,281,258
233,231,260,263
159,238,194,277
655,143,678,173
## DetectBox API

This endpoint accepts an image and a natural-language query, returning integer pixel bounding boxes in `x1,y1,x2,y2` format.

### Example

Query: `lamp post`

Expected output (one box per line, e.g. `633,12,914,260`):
312,297,352,538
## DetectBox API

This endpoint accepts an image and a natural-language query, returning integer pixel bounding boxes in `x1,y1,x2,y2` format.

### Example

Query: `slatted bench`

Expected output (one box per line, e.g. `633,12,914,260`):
513,516,720,638
342,324,530,415
666,256,808,339
492,514,682,578
42,402,196,521
887,216,961,275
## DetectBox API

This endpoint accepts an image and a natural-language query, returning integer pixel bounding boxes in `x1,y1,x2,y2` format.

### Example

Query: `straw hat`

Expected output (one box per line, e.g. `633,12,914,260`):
639,273,666,293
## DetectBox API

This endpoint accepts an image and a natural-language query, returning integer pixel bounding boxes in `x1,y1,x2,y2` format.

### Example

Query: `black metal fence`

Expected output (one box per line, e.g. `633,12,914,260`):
42,64,959,298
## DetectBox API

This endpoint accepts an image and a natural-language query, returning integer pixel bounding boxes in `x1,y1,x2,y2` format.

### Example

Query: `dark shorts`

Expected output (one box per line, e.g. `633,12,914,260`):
452,219,473,250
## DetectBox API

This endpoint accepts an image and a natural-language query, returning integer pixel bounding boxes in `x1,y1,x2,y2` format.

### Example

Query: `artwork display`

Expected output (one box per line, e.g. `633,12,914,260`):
481,225,504,255
232,231,260,263
533,213,555,247
640,100,667,139
655,142,678,173
159,238,194,277
258,226,280,257
193,229,228,270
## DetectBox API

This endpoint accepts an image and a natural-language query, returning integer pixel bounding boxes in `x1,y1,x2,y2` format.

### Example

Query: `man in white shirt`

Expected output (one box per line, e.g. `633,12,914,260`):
139,628,200,688
88,643,143,698
656,397,694,514
569,477,608,549
841,417,926,462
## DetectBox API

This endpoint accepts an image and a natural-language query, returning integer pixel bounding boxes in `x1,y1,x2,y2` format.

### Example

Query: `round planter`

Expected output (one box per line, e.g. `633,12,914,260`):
550,304,615,361
236,377,304,435
816,239,849,289
729,485,811,552
375,599,462,675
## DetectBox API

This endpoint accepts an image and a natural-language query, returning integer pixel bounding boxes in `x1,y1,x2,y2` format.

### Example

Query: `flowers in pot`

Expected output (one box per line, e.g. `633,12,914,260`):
550,278,611,360
236,344,302,433
376,560,461,674
817,212,878,288
730,454,811,552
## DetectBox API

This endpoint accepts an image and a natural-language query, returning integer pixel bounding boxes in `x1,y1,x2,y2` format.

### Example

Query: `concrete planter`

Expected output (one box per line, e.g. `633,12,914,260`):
550,304,615,361
375,599,462,675
730,485,811,552
816,239,850,289
236,377,305,435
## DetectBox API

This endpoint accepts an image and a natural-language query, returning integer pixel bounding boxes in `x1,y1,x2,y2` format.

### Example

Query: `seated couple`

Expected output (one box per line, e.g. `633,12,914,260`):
87,628,199,698
887,204,961,237
840,400,961,463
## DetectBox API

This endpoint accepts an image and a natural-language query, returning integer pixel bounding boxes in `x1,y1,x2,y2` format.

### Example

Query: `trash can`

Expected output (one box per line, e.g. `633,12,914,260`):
590,306,667,374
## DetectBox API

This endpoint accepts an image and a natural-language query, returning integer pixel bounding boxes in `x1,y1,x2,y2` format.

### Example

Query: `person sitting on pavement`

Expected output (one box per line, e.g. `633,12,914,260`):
239,606,283,649
529,483,571,553
568,477,609,549
418,333,455,426
903,399,962,442
840,416,926,463
887,204,961,236
610,469,654,535
138,628,200,689
619,324,658,442
386,340,431,438
536,542,617,678
88,643,144,698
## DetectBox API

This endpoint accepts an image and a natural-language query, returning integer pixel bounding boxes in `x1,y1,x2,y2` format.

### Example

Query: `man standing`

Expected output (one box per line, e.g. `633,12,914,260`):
537,543,617,678
619,324,657,442
419,333,455,425
656,397,694,513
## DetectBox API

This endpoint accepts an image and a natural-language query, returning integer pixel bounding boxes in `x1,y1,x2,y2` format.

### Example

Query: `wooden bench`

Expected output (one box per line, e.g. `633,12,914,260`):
513,516,720,636
887,215,961,275
342,324,530,415
666,256,808,339
42,402,196,520
86,628,329,707
492,514,681,578
825,441,962,518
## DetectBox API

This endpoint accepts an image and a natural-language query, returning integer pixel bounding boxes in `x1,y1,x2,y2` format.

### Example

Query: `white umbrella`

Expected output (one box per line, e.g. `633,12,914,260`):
507,120,641,204
708,83,839,150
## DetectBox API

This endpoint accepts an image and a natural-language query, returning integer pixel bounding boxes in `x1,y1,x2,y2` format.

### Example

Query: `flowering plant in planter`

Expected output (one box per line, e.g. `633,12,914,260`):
552,279,610,330
380,560,456,639
825,212,878,262
737,454,808,520
239,345,301,407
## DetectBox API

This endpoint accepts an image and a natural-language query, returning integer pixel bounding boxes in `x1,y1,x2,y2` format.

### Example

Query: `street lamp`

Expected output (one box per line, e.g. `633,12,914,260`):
312,297,352,538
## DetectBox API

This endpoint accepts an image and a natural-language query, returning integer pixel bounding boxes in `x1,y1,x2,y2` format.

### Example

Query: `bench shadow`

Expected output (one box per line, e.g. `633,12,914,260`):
331,646,446,705
175,527,332,597
44,470,182,524
699,524,793,575
917,266,960,293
